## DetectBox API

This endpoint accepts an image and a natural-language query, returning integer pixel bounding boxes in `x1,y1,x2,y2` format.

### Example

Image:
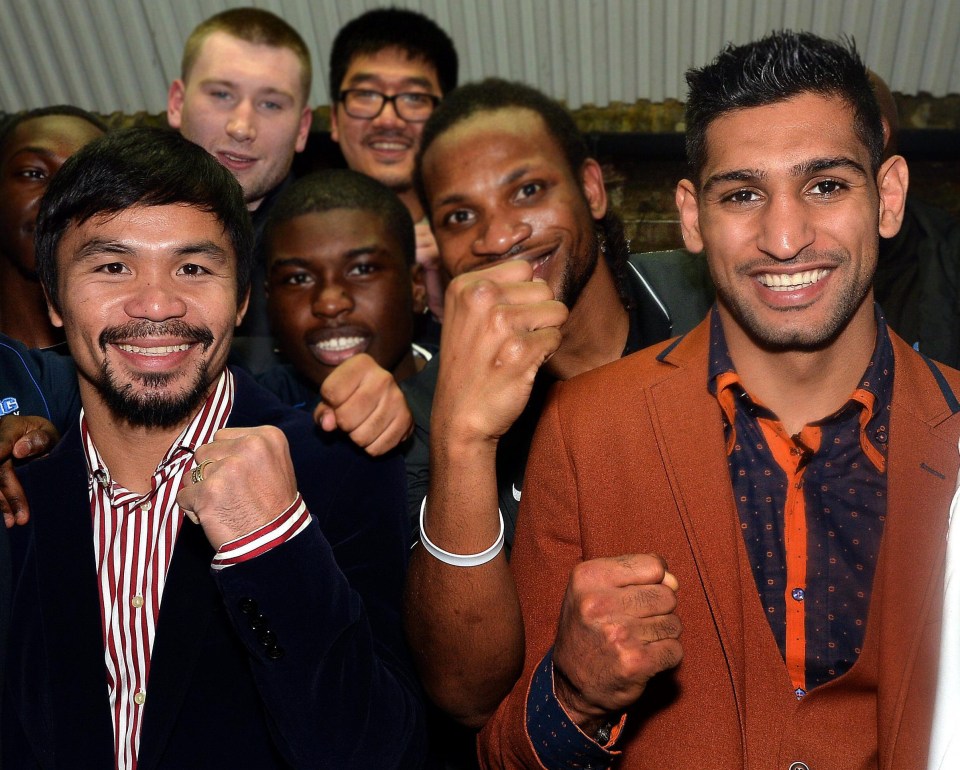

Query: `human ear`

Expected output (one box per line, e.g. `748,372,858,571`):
876,155,909,239
675,179,704,253
580,159,608,220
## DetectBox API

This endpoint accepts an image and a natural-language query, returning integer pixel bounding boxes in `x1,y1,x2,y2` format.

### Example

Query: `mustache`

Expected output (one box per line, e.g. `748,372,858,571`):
99,320,214,350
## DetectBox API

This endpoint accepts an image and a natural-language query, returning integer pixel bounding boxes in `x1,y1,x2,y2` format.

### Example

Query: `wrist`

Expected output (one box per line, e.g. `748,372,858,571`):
552,658,620,735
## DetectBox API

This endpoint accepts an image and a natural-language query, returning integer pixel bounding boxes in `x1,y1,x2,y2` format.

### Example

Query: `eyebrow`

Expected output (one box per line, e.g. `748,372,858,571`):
198,78,295,101
72,238,230,261
345,72,436,91
434,165,535,209
701,156,869,194
8,146,58,161
269,245,385,270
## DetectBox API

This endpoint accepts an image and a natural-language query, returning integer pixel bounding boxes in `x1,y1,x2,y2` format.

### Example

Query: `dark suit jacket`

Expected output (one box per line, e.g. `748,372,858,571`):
3,368,426,769
481,318,960,769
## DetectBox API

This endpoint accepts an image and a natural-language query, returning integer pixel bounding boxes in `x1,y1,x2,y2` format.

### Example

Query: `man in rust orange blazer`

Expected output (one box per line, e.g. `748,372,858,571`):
479,31,959,769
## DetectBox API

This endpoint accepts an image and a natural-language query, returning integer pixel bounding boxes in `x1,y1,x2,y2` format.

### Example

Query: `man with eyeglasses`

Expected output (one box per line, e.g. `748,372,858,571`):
329,8,458,324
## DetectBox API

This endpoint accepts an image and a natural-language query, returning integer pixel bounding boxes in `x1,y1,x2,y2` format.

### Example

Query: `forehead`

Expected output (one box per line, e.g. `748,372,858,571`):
700,93,867,181
424,108,568,184
61,204,233,254
188,31,306,100
341,46,440,92
270,208,403,261
2,116,103,163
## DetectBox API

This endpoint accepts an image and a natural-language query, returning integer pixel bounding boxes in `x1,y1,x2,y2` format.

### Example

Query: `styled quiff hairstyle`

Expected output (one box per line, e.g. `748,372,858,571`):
181,7,312,102
684,30,884,185
265,169,415,266
35,127,254,312
329,8,458,98
414,77,633,308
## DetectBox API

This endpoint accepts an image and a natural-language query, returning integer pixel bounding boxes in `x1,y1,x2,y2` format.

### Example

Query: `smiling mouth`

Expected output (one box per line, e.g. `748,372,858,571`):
756,268,830,291
312,336,367,352
115,343,193,356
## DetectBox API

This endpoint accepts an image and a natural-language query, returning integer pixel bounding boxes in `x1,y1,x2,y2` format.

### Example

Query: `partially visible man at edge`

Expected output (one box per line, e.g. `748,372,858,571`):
480,32,958,768
0,106,106,348
167,6,311,348
2,127,424,768
329,7,458,331
402,78,711,728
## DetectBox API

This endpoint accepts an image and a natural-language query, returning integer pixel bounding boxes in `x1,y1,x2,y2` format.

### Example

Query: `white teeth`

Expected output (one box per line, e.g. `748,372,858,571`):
313,336,365,352
757,268,830,291
371,142,407,150
117,343,191,356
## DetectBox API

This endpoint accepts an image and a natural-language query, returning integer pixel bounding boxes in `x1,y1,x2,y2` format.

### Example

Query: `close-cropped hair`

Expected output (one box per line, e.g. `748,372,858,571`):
35,127,254,311
0,105,108,159
329,8,458,97
414,77,634,308
265,169,415,266
684,30,884,184
181,7,312,102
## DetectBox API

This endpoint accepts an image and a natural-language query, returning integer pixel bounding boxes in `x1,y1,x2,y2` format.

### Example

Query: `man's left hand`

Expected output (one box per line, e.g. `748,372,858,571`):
313,353,413,456
176,426,299,550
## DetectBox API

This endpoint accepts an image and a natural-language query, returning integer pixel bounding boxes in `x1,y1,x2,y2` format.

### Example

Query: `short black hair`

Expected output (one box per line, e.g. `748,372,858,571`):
265,169,415,265
684,30,883,184
0,105,108,160
35,126,253,312
414,77,634,308
329,8,458,98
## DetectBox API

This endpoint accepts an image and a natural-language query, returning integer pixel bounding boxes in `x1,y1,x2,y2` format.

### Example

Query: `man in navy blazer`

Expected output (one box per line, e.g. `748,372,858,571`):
2,127,425,769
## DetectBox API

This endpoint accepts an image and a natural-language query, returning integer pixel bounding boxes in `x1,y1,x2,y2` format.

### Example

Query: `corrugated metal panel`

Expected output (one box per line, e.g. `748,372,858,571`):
0,0,957,115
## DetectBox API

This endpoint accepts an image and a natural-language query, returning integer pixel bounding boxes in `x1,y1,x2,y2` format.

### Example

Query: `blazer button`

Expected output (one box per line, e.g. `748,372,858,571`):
266,645,285,660
250,614,268,631
239,598,258,615
258,630,278,647
788,763,810,770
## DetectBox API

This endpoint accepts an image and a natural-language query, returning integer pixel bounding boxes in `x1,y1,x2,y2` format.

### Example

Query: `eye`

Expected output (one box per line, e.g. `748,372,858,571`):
721,188,761,204
177,263,210,277
809,179,847,196
14,167,47,180
352,89,381,104
441,209,476,228
398,92,433,107
515,181,544,201
95,262,129,275
346,262,379,277
260,99,284,112
208,89,233,102
280,271,313,286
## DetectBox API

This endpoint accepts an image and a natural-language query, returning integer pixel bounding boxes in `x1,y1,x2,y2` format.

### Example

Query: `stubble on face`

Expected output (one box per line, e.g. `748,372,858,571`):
94,319,215,428
712,246,873,352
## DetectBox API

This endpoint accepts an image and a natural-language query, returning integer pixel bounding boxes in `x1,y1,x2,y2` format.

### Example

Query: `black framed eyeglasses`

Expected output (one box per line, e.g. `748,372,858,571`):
338,89,440,122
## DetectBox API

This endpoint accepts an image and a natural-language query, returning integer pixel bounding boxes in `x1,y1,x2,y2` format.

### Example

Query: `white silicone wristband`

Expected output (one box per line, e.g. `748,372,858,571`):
418,496,505,567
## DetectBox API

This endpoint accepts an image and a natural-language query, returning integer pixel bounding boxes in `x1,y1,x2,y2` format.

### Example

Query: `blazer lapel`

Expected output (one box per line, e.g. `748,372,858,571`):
135,512,219,770
645,324,755,741
25,430,115,766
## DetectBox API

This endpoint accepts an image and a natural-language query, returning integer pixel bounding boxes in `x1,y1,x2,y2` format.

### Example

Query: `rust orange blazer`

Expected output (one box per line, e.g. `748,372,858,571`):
480,317,960,770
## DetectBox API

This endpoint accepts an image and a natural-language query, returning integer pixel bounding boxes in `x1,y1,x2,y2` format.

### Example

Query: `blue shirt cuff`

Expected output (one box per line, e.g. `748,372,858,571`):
525,649,619,769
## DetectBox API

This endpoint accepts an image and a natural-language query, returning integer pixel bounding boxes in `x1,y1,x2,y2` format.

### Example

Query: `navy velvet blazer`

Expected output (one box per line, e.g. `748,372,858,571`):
3,367,426,769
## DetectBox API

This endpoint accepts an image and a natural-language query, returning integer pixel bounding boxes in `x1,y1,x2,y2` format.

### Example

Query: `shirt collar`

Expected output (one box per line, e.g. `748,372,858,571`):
708,302,894,426
83,369,235,491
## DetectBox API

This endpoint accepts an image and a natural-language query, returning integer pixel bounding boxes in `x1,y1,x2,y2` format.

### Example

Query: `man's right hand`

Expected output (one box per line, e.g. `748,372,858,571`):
552,554,683,731
0,414,60,527
432,259,568,448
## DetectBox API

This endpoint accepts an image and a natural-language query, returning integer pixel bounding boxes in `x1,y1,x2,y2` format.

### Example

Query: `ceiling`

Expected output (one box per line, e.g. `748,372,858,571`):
1,0,958,115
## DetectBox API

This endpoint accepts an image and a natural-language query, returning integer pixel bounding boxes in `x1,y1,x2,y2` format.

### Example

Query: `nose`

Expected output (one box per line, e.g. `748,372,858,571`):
371,97,403,127
226,101,257,143
472,216,533,260
123,274,188,321
311,279,354,318
756,193,815,261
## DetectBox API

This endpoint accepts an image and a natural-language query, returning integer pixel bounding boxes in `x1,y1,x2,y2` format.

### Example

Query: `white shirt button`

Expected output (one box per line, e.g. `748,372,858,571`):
134,690,146,705
139,501,150,512
131,595,144,609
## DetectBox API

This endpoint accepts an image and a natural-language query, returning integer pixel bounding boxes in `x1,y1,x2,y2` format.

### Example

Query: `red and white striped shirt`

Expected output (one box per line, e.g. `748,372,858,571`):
82,370,308,769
